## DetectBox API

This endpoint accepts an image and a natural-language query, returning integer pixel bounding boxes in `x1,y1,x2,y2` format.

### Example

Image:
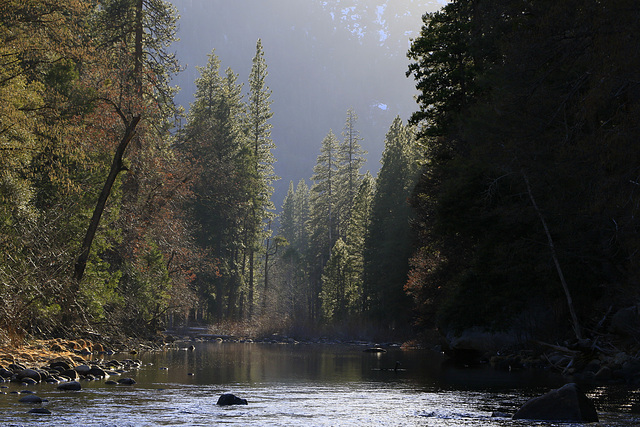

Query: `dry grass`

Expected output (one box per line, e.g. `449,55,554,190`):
0,338,96,368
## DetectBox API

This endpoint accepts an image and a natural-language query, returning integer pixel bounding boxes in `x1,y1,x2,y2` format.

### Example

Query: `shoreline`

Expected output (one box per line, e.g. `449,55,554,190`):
0,337,167,371
5,329,639,390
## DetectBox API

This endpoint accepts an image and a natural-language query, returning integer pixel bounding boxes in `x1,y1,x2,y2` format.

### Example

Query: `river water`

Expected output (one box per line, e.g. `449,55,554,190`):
0,342,639,426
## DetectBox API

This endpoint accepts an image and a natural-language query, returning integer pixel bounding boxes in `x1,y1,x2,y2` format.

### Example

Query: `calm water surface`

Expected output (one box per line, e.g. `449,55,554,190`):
0,342,639,426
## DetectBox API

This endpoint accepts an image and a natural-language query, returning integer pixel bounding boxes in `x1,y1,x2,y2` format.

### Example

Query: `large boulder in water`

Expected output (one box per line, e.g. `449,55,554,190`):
217,393,248,406
513,383,598,423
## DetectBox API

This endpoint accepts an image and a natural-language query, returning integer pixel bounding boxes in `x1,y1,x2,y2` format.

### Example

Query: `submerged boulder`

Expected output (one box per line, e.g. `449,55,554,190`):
513,383,598,423
217,393,248,406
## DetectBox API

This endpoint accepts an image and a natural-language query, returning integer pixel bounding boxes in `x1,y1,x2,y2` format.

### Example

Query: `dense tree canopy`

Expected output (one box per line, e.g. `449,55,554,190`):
406,0,640,339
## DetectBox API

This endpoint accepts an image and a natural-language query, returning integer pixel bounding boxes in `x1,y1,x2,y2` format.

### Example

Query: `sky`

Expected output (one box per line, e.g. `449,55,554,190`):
168,0,446,208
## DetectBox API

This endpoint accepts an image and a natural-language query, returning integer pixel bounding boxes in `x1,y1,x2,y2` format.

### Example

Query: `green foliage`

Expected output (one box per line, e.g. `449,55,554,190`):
44,59,79,97
130,241,171,322
81,260,123,321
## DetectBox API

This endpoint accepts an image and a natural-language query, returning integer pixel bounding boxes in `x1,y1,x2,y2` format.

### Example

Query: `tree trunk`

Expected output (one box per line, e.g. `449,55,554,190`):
522,170,583,340
73,116,141,284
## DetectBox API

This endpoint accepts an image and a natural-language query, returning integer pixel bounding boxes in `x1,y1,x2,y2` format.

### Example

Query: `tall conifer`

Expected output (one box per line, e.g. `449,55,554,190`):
337,108,366,240
245,39,277,317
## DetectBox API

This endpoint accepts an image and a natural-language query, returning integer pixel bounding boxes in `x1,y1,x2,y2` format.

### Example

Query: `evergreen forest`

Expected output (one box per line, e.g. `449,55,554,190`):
1,0,639,347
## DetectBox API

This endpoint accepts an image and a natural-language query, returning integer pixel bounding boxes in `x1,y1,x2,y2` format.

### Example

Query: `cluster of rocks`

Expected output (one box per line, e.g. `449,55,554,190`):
0,358,141,415
0,358,141,385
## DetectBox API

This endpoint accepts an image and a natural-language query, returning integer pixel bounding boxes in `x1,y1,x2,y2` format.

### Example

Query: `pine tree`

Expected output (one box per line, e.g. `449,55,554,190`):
309,130,340,262
308,130,340,320
244,38,277,317
336,108,366,240
322,171,372,322
406,0,478,141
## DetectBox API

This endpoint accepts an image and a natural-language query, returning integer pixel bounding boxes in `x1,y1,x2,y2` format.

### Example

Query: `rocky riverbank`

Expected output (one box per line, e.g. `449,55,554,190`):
0,336,168,373
439,305,640,387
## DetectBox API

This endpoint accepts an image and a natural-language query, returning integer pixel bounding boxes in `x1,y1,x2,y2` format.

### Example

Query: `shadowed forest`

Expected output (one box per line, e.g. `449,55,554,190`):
1,0,639,348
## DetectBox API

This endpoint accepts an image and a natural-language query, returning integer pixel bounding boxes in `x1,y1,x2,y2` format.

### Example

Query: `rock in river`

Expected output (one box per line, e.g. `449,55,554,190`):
17,369,41,383
88,366,107,378
217,393,248,406
513,383,598,423
57,381,82,391
19,394,44,403
74,364,92,375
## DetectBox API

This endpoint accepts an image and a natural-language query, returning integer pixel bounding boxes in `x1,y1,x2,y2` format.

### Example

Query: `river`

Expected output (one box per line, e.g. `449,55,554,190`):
0,342,638,426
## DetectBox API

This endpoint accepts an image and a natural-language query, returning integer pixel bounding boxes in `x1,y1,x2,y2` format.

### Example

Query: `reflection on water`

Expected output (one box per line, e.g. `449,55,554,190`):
0,342,638,426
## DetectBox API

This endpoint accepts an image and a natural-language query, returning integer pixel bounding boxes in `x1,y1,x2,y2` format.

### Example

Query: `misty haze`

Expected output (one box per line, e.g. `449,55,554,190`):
171,0,445,205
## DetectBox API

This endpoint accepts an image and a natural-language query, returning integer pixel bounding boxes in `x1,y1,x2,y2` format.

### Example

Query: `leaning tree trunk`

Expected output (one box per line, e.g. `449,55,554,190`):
522,170,583,340
73,116,141,284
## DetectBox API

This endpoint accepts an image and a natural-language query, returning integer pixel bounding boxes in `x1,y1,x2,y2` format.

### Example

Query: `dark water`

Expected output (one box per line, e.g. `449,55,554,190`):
0,342,639,426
